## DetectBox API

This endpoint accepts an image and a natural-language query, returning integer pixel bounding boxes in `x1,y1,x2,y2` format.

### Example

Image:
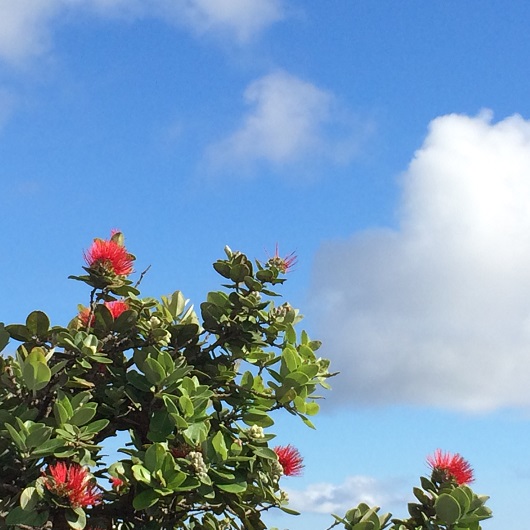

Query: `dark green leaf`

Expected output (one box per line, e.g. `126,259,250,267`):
6,507,48,526
26,311,50,338
5,324,32,342
0,323,10,352
133,489,160,510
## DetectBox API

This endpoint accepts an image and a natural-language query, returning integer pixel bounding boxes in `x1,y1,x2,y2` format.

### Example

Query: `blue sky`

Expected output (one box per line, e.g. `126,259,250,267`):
2,1,530,528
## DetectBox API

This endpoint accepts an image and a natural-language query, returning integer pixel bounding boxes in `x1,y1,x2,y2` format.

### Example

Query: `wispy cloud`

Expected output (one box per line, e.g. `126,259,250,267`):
0,0,285,65
164,0,285,42
286,475,407,515
0,0,62,64
206,70,367,176
312,111,530,412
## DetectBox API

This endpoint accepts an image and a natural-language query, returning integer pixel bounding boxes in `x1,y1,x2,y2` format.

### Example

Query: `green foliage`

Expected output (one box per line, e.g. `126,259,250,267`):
388,475,492,530
0,234,493,530
0,237,333,529
330,502,391,530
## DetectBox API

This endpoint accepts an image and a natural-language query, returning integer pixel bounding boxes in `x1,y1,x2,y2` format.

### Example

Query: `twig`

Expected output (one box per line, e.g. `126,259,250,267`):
134,265,152,288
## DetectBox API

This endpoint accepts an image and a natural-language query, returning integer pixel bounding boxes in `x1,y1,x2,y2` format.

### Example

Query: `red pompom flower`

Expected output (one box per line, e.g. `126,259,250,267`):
104,300,129,319
273,445,304,477
79,300,129,327
84,232,134,276
427,449,474,485
110,476,125,491
43,461,101,507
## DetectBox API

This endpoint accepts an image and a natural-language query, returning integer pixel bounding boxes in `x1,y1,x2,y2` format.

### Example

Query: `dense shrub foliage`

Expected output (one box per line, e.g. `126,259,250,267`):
0,233,492,530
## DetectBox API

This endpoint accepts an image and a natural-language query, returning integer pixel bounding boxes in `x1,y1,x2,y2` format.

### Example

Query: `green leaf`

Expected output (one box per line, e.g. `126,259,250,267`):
216,481,248,493
212,431,228,461
0,323,10,352
282,346,300,372
113,309,138,333
5,422,27,451
284,324,296,344
127,370,152,391
143,357,166,385
279,506,301,515
145,443,166,472
20,486,39,511
350,523,374,530
252,446,277,460
26,311,50,338
300,415,316,429
229,263,250,283
70,404,97,427
65,507,86,530
244,275,262,291
412,486,431,505
451,487,471,514
305,402,320,415
22,359,51,392
5,507,48,526
132,464,153,485
148,411,175,442
71,391,92,409
420,476,435,491
26,424,53,448
83,418,109,434
242,409,274,427
207,290,230,308
435,493,462,524
6,324,32,342
133,489,160,509
256,269,273,282
183,422,209,446
32,438,66,456
54,401,71,425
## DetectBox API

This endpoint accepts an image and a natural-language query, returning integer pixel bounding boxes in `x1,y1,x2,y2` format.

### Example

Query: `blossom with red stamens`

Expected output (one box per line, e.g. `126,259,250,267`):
44,461,101,507
79,300,129,327
78,307,94,328
104,300,129,319
427,449,474,485
84,233,133,276
267,244,297,274
273,445,304,477
110,476,124,489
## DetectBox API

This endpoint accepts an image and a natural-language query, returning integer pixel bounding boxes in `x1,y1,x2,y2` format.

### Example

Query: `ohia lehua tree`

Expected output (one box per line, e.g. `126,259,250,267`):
0,232,493,530
0,232,333,529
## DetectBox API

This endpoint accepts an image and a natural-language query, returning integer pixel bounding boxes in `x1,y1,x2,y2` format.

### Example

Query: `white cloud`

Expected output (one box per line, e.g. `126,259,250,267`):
286,475,406,515
312,112,530,412
0,0,284,64
207,71,364,174
0,0,63,64
163,0,285,42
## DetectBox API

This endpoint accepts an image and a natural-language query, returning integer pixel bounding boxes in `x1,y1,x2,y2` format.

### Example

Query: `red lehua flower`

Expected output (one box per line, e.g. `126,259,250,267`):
78,307,94,327
44,462,101,508
268,244,297,274
78,300,129,327
273,445,304,477
104,300,129,319
110,476,124,489
84,233,133,276
427,449,474,485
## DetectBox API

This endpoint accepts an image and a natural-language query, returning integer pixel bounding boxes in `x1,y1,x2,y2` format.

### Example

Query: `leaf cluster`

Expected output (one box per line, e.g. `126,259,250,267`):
390,475,492,530
0,245,333,529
